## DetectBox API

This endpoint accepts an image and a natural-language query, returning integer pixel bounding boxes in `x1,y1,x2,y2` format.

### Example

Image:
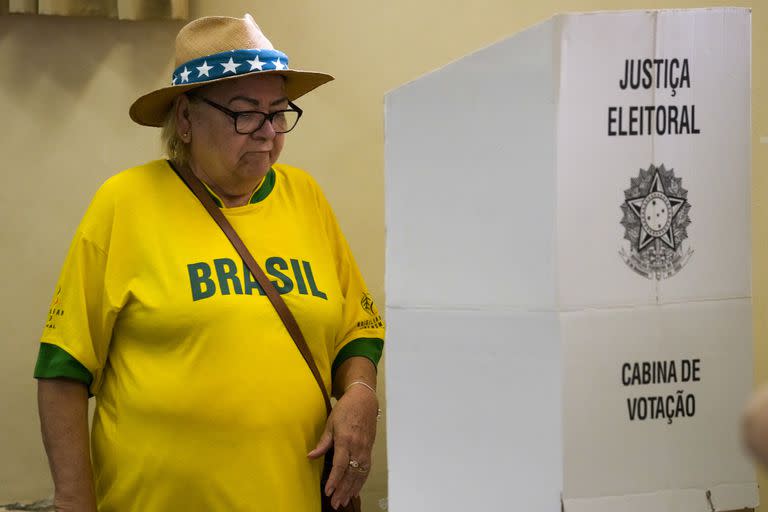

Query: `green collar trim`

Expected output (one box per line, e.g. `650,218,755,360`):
202,168,277,208
250,167,276,204
167,160,276,208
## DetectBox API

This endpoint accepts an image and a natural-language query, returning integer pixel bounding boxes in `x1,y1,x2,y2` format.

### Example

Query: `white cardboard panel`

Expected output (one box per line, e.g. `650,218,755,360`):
710,483,761,511
564,483,758,512
653,9,752,303
385,8,753,512
385,20,558,310
556,9,750,308
385,307,561,512
562,299,754,505
564,490,718,512
556,11,658,309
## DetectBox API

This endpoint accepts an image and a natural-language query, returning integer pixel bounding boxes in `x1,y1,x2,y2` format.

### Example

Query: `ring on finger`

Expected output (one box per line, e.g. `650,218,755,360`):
349,459,370,474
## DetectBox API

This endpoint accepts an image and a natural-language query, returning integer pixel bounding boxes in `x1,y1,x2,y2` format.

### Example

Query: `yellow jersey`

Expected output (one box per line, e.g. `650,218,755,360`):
35,159,384,512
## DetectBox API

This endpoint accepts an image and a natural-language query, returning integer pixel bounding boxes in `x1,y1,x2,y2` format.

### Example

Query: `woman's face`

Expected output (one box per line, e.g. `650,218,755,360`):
178,74,288,195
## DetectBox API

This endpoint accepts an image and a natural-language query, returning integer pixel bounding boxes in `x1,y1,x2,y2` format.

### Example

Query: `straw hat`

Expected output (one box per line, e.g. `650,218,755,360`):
129,14,334,127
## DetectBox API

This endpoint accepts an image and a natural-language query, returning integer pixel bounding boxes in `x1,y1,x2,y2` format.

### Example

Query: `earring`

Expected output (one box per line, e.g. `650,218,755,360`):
183,132,190,141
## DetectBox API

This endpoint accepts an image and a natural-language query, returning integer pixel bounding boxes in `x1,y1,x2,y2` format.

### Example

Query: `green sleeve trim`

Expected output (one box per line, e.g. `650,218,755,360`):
34,343,93,387
332,338,384,379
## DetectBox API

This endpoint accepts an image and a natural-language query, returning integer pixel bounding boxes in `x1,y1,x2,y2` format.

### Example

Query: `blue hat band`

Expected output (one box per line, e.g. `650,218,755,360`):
171,49,290,86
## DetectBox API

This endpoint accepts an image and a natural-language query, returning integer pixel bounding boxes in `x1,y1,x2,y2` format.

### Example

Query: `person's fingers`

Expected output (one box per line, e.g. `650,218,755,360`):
324,444,350,497
346,463,370,502
332,457,371,509
331,463,355,508
307,429,334,460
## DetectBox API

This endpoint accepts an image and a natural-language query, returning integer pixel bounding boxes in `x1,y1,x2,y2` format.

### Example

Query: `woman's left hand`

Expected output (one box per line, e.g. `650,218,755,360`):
308,384,379,509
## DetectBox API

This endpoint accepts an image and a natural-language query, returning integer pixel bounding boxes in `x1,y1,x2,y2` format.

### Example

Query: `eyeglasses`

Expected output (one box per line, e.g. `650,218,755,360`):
193,96,303,134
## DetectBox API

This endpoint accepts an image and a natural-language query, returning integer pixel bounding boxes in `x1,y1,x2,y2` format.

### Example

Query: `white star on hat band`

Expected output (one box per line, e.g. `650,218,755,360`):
171,49,290,86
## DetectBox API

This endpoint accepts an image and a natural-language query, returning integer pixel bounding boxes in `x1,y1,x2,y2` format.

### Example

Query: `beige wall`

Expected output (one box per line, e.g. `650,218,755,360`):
1,0,764,510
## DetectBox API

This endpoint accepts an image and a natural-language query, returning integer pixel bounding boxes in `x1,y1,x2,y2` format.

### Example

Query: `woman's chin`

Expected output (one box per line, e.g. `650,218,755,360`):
239,153,273,175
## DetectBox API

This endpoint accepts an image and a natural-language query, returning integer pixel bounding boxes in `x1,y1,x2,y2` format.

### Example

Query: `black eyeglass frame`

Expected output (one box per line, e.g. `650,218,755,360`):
191,96,304,134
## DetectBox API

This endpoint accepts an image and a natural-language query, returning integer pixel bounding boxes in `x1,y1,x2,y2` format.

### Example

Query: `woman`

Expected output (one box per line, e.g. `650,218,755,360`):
35,14,384,512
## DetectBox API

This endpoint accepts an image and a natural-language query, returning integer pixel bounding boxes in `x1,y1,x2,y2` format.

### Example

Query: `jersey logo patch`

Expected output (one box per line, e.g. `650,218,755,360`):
361,292,378,317
46,286,65,329
357,292,383,329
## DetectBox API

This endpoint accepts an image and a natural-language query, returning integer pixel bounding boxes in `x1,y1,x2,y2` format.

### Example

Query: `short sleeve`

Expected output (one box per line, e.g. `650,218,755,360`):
316,188,385,374
35,185,120,395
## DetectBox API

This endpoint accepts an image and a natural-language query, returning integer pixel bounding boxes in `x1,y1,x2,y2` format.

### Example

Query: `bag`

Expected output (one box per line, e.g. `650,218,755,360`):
174,162,361,512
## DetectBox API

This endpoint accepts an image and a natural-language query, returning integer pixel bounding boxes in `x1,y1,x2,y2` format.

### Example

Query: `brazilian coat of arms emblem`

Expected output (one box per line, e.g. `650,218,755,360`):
619,164,693,280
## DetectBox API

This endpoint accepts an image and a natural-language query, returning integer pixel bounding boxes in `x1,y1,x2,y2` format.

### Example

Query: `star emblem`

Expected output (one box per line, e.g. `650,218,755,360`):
221,57,242,74
172,75,178,85
272,59,287,70
247,56,265,71
196,61,213,77
179,66,192,83
625,169,687,251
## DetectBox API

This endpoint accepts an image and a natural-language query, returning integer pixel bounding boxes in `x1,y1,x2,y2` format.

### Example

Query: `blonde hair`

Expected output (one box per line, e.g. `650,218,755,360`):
161,96,191,167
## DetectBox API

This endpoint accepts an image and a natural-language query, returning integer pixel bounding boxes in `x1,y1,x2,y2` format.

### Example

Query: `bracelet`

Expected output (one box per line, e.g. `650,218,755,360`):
343,381,382,420
344,380,377,395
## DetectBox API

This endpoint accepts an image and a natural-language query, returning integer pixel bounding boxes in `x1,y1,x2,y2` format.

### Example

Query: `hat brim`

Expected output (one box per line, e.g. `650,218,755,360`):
129,69,334,127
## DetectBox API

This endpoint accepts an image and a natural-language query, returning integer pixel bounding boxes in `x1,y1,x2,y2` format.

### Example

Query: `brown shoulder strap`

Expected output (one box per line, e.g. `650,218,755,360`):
173,162,332,415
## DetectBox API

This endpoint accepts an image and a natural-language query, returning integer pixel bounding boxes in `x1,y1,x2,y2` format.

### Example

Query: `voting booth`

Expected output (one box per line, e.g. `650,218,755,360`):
384,8,753,512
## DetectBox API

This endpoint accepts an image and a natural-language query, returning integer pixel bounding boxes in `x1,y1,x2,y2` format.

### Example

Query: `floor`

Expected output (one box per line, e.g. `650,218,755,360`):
0,499,53,511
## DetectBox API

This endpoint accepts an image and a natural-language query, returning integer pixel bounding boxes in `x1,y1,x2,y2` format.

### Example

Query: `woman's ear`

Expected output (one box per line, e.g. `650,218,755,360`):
175,95,193,142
